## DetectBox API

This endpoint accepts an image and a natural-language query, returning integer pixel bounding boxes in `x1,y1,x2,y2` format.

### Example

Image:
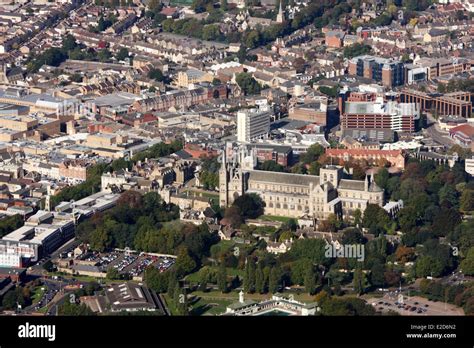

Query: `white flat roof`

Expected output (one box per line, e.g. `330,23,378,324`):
2,225,35,242
30,226,60,244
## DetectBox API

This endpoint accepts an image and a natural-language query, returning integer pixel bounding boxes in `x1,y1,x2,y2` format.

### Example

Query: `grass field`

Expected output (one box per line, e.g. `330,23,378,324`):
163,294,179,316
260,215,293,223
210,239,236,252
37,306,49,314
185,266,244,283
47,272,122,285
191,290,317,304
31,286,46,304
189,296,233,316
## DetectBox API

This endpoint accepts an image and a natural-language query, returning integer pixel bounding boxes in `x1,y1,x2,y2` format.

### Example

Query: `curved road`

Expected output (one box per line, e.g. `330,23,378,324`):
424,114,455,147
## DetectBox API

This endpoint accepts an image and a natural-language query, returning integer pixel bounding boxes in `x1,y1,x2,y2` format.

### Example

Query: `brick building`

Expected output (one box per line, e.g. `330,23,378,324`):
400,89,472,118
249,144,293,167
132,85,228,113
184,143,218,159
340,95,420,133
326,148,406,170
288,98,328,126
348,55,405,87
58,160,90,182
325,30,345,48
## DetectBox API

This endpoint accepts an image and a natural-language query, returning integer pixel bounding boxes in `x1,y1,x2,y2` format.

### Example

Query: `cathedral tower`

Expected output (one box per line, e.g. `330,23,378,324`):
219,144,246,207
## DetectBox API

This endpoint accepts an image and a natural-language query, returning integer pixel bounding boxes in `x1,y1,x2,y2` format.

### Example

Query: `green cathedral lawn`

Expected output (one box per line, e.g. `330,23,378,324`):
259,215,293,223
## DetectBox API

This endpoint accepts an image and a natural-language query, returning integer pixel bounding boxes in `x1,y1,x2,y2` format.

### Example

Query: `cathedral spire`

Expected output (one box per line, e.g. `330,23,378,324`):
221,145,227,169
276,0,285,23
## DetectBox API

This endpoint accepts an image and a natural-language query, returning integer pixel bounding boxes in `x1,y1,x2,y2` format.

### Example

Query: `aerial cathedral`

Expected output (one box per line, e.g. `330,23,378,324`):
219,143,384,220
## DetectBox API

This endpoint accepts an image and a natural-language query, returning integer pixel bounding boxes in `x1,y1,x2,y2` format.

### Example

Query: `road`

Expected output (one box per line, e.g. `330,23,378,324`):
424,114,454,147
28,237,79,277
20,277,77,314
46,291,71,316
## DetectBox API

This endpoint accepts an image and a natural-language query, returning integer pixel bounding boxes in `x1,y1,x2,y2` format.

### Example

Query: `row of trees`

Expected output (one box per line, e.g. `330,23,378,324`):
0,215,24,238
1,285,32,311
131,140,182,163
204,224,400,296
258,160,285,173
372,158,468,243
77,190,221,276
27,34,116,73
199,155,220,190
161,18,225,42
221,194,265,227
50,162,109,209
438,78,474,94
343,43,372,58
235,72,262,96
315,291,376,315
242,260,287,294
419,279,474,315
89,14,116,33
0,279,43,311
157,0,356,53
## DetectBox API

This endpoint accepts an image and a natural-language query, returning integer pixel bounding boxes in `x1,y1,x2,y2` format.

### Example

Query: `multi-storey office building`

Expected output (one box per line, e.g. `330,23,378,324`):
237,106,272,143
341,97,420,133
348,55,405,87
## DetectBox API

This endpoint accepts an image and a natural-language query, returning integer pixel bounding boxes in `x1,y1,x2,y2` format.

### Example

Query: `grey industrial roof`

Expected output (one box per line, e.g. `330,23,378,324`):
248,170,320,187
105,282,157,311
338,179,365,191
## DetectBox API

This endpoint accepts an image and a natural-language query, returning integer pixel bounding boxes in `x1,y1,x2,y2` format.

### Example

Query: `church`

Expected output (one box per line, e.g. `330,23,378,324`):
219,143,384,220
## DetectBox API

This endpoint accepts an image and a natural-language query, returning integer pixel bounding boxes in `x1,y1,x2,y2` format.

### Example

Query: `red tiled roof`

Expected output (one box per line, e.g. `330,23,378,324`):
160,7,178,16
450,124,474,137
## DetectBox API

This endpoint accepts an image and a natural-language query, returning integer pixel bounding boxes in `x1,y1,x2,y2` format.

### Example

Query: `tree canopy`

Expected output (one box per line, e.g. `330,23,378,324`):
235,72,262,95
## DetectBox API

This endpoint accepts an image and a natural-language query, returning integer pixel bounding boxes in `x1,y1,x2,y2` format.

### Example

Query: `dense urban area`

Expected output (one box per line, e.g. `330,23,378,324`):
0,0,473,318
